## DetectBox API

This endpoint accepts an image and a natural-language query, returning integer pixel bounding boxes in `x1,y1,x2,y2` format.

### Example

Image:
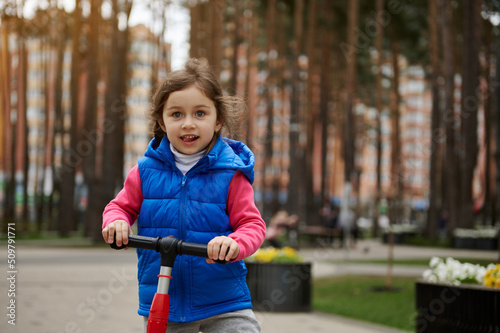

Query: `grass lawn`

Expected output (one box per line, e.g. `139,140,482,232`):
330,257,497,267
313,275,417,332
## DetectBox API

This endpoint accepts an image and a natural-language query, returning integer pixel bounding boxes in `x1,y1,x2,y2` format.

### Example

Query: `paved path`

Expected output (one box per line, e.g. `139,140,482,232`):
0,239,497,333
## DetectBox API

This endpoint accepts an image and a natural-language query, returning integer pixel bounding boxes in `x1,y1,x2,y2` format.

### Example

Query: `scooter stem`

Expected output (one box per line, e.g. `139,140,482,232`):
147,266,172,333
157,266,172,295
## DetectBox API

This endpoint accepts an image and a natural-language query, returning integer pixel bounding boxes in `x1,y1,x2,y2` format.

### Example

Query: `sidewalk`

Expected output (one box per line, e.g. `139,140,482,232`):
300,238,498,279
260,239,498,333
258,311,408,333
0,239,497,333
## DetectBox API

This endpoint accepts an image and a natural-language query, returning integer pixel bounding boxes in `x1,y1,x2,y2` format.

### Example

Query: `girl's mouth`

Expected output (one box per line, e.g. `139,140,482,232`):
181,135,199,143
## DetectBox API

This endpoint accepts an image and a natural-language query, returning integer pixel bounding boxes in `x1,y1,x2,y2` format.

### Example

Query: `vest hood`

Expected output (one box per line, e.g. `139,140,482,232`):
144,135,255,184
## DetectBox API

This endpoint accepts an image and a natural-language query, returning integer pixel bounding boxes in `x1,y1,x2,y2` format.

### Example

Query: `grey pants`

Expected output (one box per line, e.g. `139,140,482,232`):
143,309,261,333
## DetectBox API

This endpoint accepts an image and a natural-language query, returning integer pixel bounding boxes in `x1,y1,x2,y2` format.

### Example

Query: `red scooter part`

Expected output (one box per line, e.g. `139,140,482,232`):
111,235,227,333
148,293,170,332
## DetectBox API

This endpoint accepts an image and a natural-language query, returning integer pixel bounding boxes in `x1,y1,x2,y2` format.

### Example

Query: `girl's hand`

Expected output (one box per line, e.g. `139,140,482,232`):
102,220,132,248
206,236,239,264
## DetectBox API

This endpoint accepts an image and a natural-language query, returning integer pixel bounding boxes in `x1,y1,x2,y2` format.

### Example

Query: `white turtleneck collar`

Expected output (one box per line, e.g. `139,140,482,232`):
170,143,207,175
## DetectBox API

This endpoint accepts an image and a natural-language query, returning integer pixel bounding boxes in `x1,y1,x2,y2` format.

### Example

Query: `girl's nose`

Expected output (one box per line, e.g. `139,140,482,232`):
182,116,195,129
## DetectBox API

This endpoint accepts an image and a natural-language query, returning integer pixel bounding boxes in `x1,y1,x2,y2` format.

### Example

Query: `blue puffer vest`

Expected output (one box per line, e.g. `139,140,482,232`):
136,135,254,323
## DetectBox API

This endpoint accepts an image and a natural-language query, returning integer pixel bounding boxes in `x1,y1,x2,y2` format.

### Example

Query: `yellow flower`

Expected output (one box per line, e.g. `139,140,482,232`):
483,264,500,289
249,246,303,263
281,246,298,258
253,247,278,263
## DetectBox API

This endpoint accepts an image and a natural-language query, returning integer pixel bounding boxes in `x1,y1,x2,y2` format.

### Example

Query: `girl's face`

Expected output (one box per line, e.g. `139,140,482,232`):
160,85,222,155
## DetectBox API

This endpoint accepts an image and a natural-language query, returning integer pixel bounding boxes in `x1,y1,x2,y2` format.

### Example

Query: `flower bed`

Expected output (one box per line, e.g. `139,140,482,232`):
415,281,500,332
422,257,487,285
381,224,419,244
245,247,311,312
416,258,500,332
453,228,499,250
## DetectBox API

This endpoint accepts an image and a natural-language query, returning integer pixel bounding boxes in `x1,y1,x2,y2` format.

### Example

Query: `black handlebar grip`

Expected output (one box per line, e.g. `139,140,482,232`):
127,235,160,251
178,241,208,257
179,241,229,265
110,234,160,251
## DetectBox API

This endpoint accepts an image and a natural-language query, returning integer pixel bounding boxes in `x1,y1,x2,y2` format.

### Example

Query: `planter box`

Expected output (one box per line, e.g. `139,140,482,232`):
476,237,498,250
245,262,312,312
415,280,500,332
453,237,476,249
453,237,498,250
382,232,417,244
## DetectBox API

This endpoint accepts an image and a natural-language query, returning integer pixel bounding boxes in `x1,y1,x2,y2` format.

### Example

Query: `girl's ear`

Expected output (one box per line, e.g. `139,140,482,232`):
215,120,223,133
158,118,167,133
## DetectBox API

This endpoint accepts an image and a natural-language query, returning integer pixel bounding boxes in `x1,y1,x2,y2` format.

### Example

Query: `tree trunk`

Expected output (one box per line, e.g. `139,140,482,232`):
0,24,5,228
101,0,130,237
189,3,200,58
59,0,81,236
47,7,66,231
343,0,358,184
303,0,318,222
36,29,52,232
440,0,460,234
13,7,29,227
482,19,493,225
1,18,16,233
101,0,121,224
387,40,403,291
427,0,443,239
14,10,29,230
244,2,258,148
459,0,480,228
83,0,102,243
494,22,500,262
319,1,332,203
373,0,385,238
261,0,276,221
287,0,304,218
390,41,403,202
342,0,358,263
230,1,241,95
210,0,223,70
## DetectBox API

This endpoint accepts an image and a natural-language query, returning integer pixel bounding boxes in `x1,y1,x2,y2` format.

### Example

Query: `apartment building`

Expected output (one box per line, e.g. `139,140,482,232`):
124,24,171,173
1,14,170,221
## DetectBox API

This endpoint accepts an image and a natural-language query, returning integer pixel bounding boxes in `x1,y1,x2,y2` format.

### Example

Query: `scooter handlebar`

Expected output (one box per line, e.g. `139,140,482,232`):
177,240,211,257
110,234,160,251
110,234,228,264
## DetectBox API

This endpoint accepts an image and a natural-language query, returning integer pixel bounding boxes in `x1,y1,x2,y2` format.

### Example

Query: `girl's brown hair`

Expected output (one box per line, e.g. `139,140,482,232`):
149,58,247,143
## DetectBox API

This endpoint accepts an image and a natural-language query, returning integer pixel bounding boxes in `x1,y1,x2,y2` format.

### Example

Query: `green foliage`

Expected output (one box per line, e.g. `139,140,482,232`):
313,275,416,332
404,234,453,248
328,257,496,267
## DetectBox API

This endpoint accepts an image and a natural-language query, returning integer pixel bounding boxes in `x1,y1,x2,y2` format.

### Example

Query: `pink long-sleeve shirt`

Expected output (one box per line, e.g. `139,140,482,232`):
103,166,266,261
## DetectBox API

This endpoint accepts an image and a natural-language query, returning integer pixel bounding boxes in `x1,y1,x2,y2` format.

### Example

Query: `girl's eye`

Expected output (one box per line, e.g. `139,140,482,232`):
195,110,205,117
172,112,182,118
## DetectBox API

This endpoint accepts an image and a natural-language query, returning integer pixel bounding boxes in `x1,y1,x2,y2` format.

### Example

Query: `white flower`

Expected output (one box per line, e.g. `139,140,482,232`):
423,257,492,286
422,269,434,280
427,275,438,283
429,257,441,269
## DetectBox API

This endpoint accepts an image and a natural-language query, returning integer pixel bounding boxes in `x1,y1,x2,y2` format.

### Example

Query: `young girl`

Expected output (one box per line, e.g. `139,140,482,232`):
102,58,266,332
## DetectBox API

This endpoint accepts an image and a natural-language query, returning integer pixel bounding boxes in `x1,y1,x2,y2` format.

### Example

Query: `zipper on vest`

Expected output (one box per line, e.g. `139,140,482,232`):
179,173,188,320
179,174,188,239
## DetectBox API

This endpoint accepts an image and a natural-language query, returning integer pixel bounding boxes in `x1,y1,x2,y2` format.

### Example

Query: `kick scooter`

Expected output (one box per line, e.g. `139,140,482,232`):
111,235,227,333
